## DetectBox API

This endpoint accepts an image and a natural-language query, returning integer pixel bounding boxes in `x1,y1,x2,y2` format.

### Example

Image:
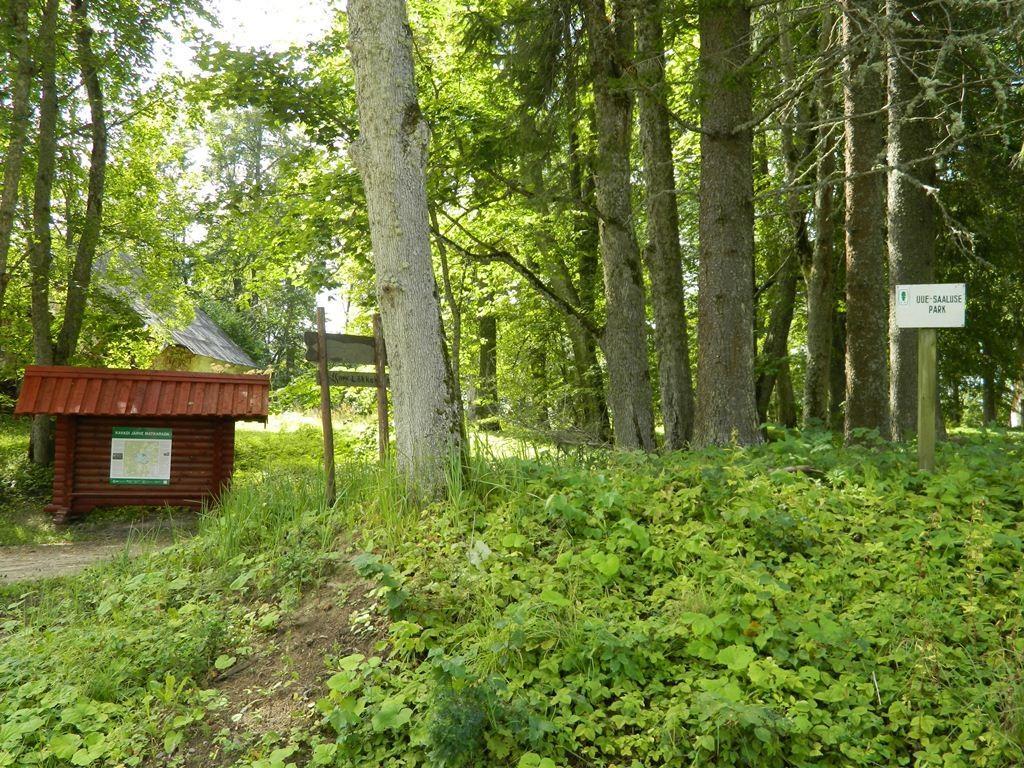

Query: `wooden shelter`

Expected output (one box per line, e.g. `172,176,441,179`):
15,366,269,522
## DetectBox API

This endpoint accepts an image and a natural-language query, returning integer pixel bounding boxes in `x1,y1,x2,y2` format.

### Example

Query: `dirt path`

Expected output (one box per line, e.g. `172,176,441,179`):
0,514,198,583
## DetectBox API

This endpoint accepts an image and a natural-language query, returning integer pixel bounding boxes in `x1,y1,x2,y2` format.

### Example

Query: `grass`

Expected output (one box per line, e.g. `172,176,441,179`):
3,418,1024,766
0,412,378,547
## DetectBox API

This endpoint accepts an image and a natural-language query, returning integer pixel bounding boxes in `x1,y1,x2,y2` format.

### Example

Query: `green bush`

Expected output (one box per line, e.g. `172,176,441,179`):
316,431,1024,767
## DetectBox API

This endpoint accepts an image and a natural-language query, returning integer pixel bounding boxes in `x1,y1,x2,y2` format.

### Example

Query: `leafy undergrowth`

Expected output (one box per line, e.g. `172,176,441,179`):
0,460,366,767
318,430,1024,767
4,427,1024,767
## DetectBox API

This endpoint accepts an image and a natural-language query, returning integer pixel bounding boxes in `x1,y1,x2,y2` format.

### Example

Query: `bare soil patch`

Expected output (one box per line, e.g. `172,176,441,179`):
179,570,386,767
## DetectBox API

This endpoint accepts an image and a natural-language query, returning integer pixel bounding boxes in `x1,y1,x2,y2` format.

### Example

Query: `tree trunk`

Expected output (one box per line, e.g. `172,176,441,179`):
694,0,761,447
982,375,998,425
568,129,612,441
430,205,461,394
829,310,847,430
637,0,694,449
476,311,499,430
842,0,890,441
886,0,936,441
756,253,799,426
583,0,655,452
347,0,463,499
803,10,839,426
777,358,798,429
761,13,809,432
27,0,61,465
0,0,34,319
1012,341,1024,428
54,0,108,365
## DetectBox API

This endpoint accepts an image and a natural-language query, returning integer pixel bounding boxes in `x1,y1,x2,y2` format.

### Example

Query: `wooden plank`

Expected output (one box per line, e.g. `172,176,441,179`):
918,327,937,472
373,313,389,460
316,309,337,506
304,330,377,367
327,370,388,388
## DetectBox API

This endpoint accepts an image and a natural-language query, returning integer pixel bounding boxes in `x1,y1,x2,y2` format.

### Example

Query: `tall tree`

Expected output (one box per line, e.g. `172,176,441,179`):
347,0,464,497
55,0,108,365
803,10,839,425
0,0,34,319
886,0,936,440
637,0,694,449
842,0,890,441
694,0,760,447
582,0,655,451
26,0,61,464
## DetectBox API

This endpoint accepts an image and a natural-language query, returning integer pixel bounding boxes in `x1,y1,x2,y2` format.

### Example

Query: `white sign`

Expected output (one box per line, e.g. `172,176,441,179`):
110,426,172,485
894,283,966,328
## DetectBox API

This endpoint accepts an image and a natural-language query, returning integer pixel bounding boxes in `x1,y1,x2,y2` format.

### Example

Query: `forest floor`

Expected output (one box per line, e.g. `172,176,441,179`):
0,511,198,582
3,417,1024,767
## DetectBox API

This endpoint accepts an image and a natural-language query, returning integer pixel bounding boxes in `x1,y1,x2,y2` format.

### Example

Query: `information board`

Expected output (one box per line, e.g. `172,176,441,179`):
109,427,172,485
894,283,966,328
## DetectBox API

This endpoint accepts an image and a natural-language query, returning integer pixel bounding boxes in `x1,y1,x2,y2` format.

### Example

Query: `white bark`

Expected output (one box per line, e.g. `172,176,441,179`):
347,0,462,498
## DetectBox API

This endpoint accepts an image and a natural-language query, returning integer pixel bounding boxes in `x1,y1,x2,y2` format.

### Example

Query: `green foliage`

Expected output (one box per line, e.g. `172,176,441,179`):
0,425,364,767
315,431,1024,766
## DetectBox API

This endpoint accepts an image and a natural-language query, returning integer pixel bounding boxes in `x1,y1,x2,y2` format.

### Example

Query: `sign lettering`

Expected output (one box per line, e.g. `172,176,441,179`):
894,283,966,328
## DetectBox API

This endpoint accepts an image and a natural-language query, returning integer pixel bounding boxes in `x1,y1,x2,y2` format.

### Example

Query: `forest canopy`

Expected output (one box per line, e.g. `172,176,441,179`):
0,0,1023,457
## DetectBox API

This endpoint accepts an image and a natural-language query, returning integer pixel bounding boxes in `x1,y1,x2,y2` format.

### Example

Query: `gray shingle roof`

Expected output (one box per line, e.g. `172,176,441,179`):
95,256,256,369
135,303,257,368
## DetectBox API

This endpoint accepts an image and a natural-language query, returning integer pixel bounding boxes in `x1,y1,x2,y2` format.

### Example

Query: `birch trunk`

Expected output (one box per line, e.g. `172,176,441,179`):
887,0,936,441
347,0,463,498
0,0,34,318
694,0,761,447
582,0,655,451
842,0,890,441
637,0,694,449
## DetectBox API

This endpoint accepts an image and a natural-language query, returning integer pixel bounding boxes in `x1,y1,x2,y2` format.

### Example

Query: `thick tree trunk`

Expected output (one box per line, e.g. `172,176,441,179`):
886,0,936,441
694,0,761,447
54,0,108,365
476,312,499,430
582,0,655,451
842,0,890,441
27,0,61,465
803,11,839,426
347,0,463,498
637,0,694,449
0,0,34,318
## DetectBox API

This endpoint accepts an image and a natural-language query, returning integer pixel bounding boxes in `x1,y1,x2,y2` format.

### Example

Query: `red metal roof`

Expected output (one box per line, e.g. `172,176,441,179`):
15,366,269,421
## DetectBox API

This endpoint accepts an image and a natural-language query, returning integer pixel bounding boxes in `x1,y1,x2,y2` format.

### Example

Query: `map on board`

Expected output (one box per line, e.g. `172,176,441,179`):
109,427,172,485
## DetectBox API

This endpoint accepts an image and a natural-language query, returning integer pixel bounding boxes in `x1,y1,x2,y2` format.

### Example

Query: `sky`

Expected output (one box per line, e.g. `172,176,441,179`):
157,0,351,332
158,0,336,72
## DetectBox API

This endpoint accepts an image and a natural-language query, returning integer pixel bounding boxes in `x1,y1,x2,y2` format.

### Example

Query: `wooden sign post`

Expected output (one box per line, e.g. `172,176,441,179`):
316,307,336,506
894,283,966,472
309,309,390,503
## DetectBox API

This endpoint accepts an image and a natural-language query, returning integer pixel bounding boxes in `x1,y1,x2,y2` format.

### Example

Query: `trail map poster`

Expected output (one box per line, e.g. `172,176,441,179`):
109,427,172,485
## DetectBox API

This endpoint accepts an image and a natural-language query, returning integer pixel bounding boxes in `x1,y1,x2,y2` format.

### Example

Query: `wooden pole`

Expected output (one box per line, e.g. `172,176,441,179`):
372,312,389,461
316,307,336,505
918,327,937,472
